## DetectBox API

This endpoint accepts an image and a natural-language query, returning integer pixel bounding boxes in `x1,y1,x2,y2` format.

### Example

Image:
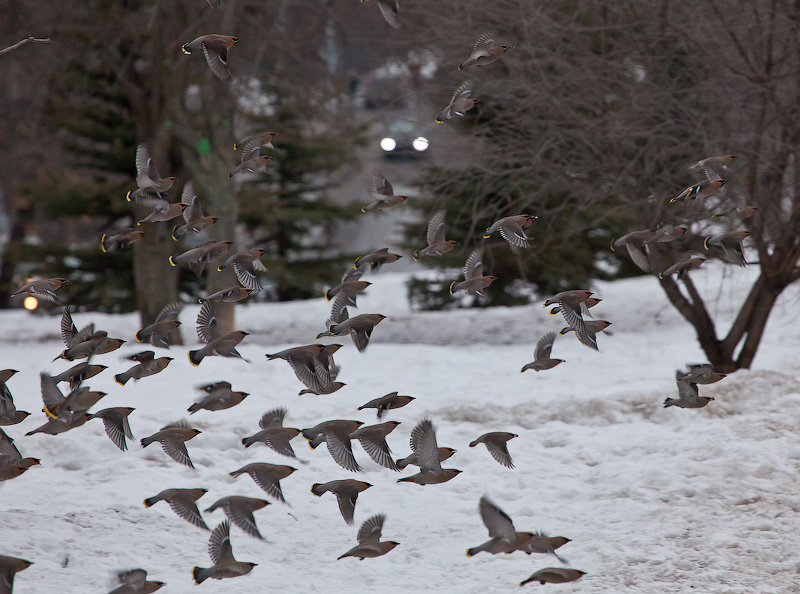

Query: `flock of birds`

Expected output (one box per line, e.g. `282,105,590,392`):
1,6,759,591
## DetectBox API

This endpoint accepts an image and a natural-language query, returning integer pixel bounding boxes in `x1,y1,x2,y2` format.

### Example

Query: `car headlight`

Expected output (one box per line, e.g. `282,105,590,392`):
380,137,397,152
412,137,429,151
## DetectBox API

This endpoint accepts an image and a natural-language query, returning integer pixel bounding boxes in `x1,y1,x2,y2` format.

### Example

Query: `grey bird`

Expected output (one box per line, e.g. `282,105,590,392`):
450,249,497,297
25,411,91,436
52,362,107,389
466,496,535,557
521,331,565,372
302,419,364,472
235,132,277,161
397,419,462,485
316,313,386,353
188,381,249,414
353,248,402,273
218,248,268,291
55,307,125,361
169,240,233,275
37,371,105,421
126,144,177,202
395,446,456,470
559,320,612,351
543,290,594,348
138,201,185,225
413,210,458,260
108,568,165,594
325,269,371,306
0,556,33,593
520,568,586,586
205,496,270,540
643,223,688,245
297,344,344,396
171,181,218,241
266,344,337,395
351,421,401,470
337,514,400,560
230,156,273,178
192,521,257,585
241,408,300,457
135,302,182,349
663,377,713,409
143,488,209,530
0,370,28,426
182,35,240,83
670,179,726,202
459,32,512,69
658,256,706,280
229,463,296,503
676,363,726,384
435,79,478,124
89,407,135,451
704,230,749,267
362,172,407,212
469,432,517,469
140,420,201,468
484,214,538,254
114,352,173,386
711,205,758,219
548,296,601,317
358,392,415,419
610,229,653,272
360,0,400,29
311,480,372,525
0,427,40,482
689,154,736,180
188,301,250,366
199,286,253,303
11,277,68,304
101,228,145,253
520,533,572,558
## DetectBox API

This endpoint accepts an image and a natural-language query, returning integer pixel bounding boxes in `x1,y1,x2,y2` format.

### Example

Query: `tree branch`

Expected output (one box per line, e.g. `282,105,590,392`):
0,37,51,57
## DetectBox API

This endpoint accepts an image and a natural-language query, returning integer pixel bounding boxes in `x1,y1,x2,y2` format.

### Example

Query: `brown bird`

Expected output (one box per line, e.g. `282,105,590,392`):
55,307,125,362
144,488,209,530
521,331,565,372
108,568,165,594
101,228,144,253
182,35,239,82
484,214,537,254
670,179,726,202
140,420,201,468
302,419,364,472
89,407,135,451
126,144,177,202
199,286,253,303
0,370,29,427
520,533,572,559
467,496,536,557
240,407,300,458
397,419,462,485
0,427,40,482
138,201,185,225
658,256,706,280
610,229,653,272
337,514,400,560
395,446,456,470
520,568,586,586
230,156,273,178
435,80,478,124
229,463,296,503
350,421,401,470
704,230,749,267
543,290,594,348
353,248,402,273
643,223,688,245
362,172,408,212
413,210,458,260
689,154,736,180
205,496,270,540
560,320,612,351
192,521,257,585
664,377,714,409
450,249,497,297
265,344,334,395
188,301,250,366
459,32,512,69
11,277,68,304
235,132,277,160
188,381,249,414
325,269,371,306
135,302,182,349
38,371,105,421
218,248,267,292
296,344,344,396
169,240,233,275
51,362,107,390
171,181,217,241
676,363,726,385
358,392,415,419
114,352,173,386
548,296,601,317
25,411,90,436
469,432,517,468
360,0,400,29
0,556,33,593
316,313,386,353
711,205,758,219
311,480,372,525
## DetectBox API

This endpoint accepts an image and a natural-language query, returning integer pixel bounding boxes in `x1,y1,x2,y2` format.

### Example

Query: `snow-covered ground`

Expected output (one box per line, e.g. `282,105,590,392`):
3,263,800,593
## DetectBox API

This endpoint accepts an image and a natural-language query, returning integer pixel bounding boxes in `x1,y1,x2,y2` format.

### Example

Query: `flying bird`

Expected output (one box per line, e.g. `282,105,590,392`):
107,568,164,594
704,230,749,267
670,179,726,202
397,419,462,485
143,488,209,530
362,172,407,212
182,35,240,83
89,407,135,451
193,521,257,585
11,277,68,304
353,248,402,273
520,568,586,586
483,214,537,254
450,249,497,297
435,80,478,124
171,181,217,241
205,496,270,540
521,331,565,372
360,0,400,29
135,302,182,349
413,210,458,260
302,419,364,472
240,407,301,457
229,463,296,503
114,352,173,386
358,392,415,419
469,432,517,468
140,420,201,468
126,144,177,202
459,32,512,69
311,480,372,525
337,514,400,560
188,301,250,366
188,381,249,414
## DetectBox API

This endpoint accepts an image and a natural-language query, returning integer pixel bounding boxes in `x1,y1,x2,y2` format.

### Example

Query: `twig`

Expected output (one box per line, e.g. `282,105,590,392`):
0,37,52,57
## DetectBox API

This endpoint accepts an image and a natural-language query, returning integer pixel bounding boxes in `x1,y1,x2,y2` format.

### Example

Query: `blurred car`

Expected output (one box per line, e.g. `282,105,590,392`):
380,120,429,160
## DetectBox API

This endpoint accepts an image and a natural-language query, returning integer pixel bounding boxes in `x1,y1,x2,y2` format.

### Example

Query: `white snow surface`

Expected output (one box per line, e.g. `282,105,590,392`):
3,263,800,593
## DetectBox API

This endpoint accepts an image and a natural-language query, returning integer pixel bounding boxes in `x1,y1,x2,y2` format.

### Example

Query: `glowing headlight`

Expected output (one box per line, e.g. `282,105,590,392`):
380,137,397,151
413,137,429,151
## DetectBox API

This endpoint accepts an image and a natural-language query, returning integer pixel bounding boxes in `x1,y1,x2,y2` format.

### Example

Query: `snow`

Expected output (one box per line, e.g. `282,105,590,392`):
3,263,800,593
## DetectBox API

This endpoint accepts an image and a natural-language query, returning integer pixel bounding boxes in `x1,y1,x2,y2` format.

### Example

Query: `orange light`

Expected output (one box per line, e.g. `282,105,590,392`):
23,296,38,310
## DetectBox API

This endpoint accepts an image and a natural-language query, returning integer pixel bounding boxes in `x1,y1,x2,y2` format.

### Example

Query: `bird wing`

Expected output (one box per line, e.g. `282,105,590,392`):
209,521,235,564
233,260,261,291
264,429,297,458
463,249,484,280
225,500,263,539
558,296,588,338
325,426,362,472
182,188,204,226
484,438,514,468
196,301,222,343
473,31,496,55
410,419,442,474
371,172,393,197
427,210,447,246
155,301,183,324
357,433,397,470
169,496,208,530
161,435,195,468
99,413,130,451
117,569,147,588
336,490,359,525
0,428,22,465
624,240,651,273
351,324,376,353
251,467,286,502
357,513,386,544
259,407,287,429
677,379,700,403
40,372,65,412
479,496,516,539
534,331,557,361
135,144,154,181
287,352,322,392
201,42,232,83
376,0,400,29
498,220,530,249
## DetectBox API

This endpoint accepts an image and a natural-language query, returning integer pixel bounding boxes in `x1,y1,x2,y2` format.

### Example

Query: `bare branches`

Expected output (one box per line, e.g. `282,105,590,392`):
0,37,51,57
